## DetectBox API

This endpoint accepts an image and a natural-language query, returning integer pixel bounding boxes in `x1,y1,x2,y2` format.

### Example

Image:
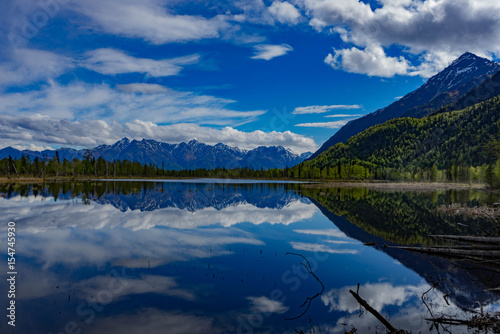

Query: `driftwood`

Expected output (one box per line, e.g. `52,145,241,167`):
427,314,500,331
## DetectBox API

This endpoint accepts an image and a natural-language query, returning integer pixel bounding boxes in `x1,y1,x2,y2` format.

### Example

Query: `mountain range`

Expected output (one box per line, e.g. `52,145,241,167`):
309,52,500,159
0,138,312,170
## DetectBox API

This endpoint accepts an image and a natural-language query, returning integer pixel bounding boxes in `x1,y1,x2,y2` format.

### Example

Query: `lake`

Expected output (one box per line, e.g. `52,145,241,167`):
0,180,499,334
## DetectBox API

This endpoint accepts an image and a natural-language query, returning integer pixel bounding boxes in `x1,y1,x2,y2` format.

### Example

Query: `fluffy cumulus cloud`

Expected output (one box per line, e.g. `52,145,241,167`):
293,104,362,114
251,44,294,60
321,282,424,313
0,114,318,154
81,49,200,76
268,1,301,25
302,0,500,77
324,45,413,77
247,296,289,314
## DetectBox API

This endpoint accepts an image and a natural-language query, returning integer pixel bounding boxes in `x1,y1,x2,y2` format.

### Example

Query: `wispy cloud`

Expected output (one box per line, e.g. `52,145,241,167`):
81,48,200,76
292,105,362,114
325,114,362,118
0,81,264,124
295,121,350,129
293,229,349,238
290,242,358,254
0,49,74,88
251,44,293,60
72,0,231,44
115,83,169,94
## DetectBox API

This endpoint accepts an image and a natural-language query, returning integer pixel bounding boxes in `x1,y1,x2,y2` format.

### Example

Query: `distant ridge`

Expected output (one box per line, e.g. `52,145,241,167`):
0,138,312,170
309,52,500,160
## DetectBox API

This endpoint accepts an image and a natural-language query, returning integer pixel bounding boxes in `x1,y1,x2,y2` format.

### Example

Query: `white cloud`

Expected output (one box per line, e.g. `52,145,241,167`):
320,281,465,333
0,49,74,87
325,114,363,118
293,229,349,238
1,195,315,234
290,241,358,254
268,1,301,25
81,48,200,76
293,104,362,114
321,282,426,313
251,44,293,60
116,83,169,94
247,296,289,314
0,81,264,125
295,121,350,129
11,143,53,151
76,274,195,302
303,0,500,77
324,45,413,77
87,309,221,334
72,0,231,44
0,114,318,154
0,197,266,268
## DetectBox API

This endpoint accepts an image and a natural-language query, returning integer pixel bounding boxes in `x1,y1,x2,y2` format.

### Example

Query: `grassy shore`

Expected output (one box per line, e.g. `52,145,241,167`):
301,181,486,191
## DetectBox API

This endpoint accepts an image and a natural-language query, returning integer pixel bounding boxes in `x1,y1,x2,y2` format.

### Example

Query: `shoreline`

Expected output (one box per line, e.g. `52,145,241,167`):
0,176,488,190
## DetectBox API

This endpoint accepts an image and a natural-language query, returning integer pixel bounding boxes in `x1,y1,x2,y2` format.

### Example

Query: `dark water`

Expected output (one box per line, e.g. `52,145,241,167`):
0,180,499,334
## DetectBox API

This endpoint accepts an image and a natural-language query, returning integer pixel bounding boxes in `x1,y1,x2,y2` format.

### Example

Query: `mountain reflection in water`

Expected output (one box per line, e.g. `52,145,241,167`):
0,180,499,334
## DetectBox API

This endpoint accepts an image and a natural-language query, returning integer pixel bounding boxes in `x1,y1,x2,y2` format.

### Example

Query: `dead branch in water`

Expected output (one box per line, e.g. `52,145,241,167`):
284,252,325,321
348,288,407,333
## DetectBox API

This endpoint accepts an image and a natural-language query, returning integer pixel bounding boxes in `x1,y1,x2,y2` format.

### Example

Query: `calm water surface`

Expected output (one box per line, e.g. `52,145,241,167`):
0,180,499,334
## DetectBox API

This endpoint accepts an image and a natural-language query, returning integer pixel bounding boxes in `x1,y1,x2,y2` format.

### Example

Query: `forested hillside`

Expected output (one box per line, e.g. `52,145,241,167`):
309,53,500,159
296,95,500,183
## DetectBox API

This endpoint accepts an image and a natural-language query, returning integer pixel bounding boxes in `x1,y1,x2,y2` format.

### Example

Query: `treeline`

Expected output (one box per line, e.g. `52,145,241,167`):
289,157,500,186
3,152,500,187
0,154,294,180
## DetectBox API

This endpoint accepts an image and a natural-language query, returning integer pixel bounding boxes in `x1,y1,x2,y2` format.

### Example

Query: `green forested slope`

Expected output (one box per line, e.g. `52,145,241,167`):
304,95,500,172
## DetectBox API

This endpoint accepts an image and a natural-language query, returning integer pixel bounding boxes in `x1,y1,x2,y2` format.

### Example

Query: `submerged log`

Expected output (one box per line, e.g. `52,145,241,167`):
416,244,500,251
387,245,500,259
430,235,500,244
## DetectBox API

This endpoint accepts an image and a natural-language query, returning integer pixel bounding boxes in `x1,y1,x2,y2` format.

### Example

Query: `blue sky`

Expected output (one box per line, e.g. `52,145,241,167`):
0,0,499,154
